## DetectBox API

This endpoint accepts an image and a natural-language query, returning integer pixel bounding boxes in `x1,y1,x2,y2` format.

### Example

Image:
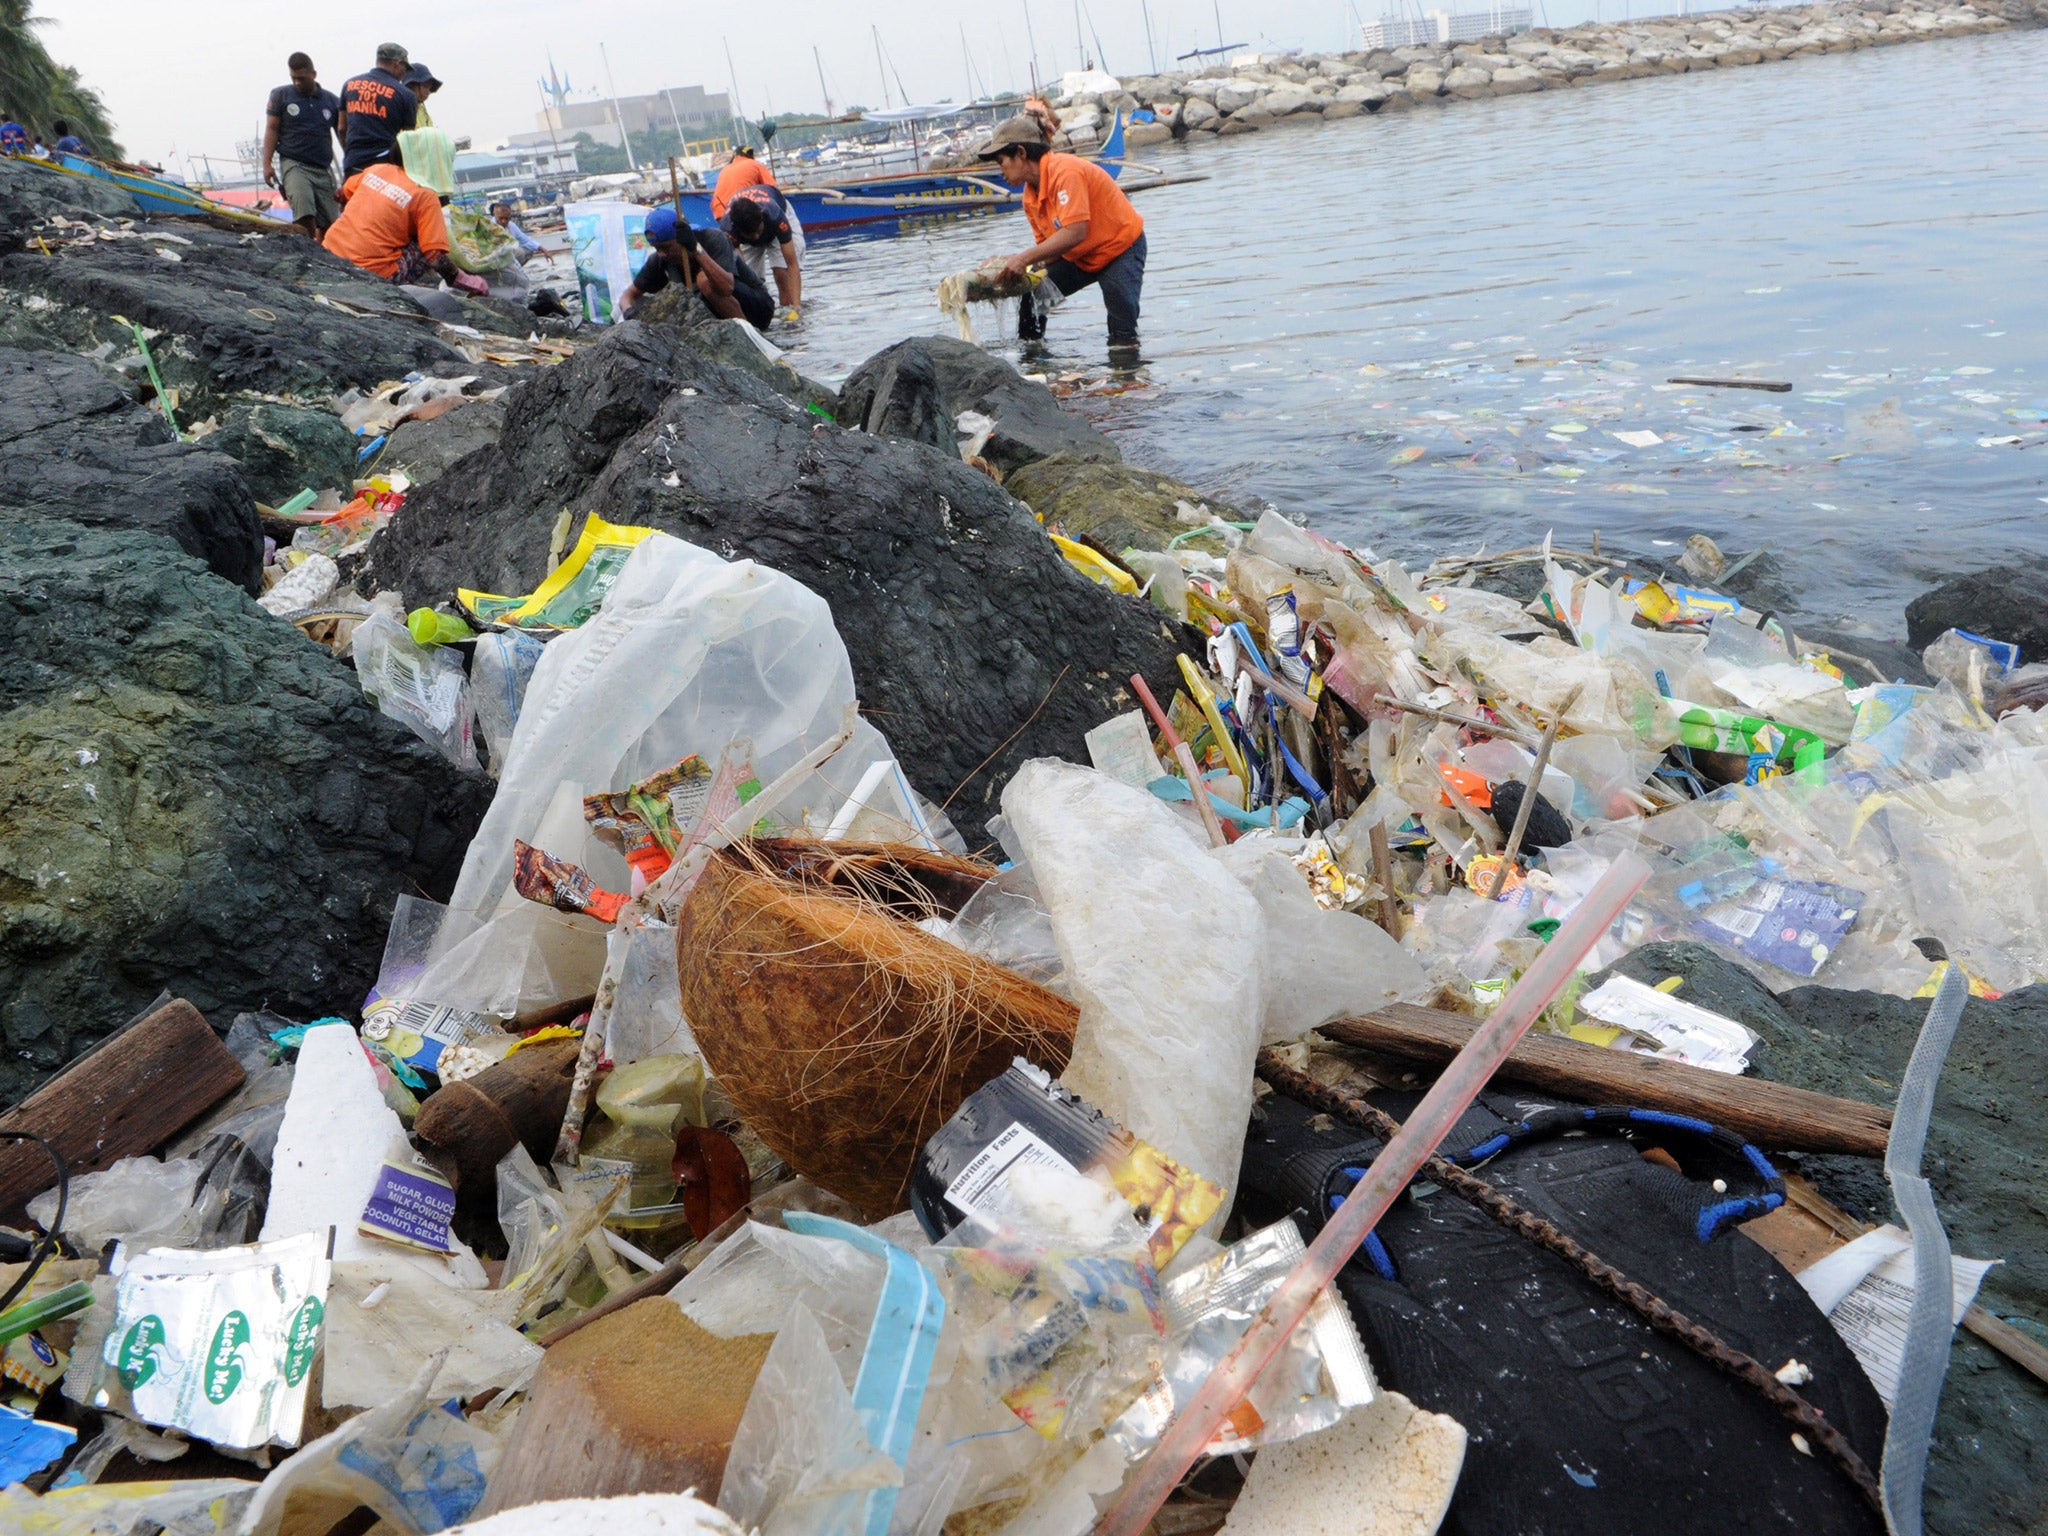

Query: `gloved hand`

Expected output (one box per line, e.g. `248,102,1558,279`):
451,271,490,297
674,222,699,254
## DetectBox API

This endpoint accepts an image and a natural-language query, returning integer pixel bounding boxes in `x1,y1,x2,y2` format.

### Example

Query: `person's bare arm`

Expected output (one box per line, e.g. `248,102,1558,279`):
1000,219,1088,281
261,114,281,186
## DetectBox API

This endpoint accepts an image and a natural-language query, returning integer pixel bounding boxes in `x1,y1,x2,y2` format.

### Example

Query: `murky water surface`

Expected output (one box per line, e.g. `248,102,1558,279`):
780,31,2048,632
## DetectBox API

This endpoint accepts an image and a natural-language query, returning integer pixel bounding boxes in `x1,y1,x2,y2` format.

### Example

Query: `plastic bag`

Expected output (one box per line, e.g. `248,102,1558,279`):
999,760,1265,1209
716,1304,901,1536
353,604,479,770
448,533,905,940
458,516,658,633
598,919,699,1065
1212,839,1429,1043
471,629,546,774
321,1263,541,1410
1107,1218,1374,1459
447,206,519,274
240,1351,499,1535
939,864,1067,991
30,1156,206,1255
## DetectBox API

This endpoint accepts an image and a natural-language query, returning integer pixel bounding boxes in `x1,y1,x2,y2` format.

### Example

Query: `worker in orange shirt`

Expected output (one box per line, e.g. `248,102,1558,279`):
981,115,1146,359
324,134,487,293
710,144,774,220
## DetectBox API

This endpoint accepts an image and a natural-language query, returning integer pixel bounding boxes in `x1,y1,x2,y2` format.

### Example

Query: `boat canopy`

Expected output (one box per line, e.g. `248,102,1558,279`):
860,103,974,124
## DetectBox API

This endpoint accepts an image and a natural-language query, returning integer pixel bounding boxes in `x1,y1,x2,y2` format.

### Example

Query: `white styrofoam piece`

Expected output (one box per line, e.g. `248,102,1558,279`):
261,1023,485,1286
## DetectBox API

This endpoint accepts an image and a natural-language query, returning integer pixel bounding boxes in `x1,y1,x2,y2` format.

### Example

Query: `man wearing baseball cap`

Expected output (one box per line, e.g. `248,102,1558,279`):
981,114,1146,358
617,205,774,330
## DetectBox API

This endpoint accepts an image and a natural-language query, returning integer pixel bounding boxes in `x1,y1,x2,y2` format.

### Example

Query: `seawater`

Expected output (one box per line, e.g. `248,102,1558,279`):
784,29,2048,633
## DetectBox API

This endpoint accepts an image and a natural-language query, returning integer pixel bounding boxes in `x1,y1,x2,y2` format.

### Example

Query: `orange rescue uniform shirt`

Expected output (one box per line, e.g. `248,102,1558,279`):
1022,153,1143,273
323,165,450,279
711,155,775,220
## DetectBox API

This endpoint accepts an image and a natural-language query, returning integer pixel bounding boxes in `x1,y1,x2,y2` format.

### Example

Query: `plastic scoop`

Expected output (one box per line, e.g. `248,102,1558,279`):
1093,851,1652,1536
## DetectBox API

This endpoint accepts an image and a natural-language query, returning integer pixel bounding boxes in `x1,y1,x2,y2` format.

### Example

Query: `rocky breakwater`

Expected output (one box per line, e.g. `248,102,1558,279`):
0,157,516,1091
1029,0,2023,150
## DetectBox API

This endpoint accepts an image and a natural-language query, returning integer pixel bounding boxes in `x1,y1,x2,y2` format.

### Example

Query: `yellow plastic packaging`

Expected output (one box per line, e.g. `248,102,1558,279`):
579,1054,708,1227
1050,532,1140,595
458,515,657,631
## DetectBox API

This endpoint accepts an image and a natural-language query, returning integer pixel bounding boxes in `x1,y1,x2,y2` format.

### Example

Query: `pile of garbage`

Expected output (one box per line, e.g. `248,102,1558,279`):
1,152,2042,1536
4,477,2043,1534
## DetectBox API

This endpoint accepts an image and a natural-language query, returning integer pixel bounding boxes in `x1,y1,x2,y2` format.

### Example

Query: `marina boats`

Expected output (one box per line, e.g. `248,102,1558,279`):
42,151,283,230
672,109,1133,241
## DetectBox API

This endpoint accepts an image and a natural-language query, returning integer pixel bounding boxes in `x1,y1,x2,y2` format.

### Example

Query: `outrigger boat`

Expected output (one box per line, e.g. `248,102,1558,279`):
672,109,1143,242
38,152,286,231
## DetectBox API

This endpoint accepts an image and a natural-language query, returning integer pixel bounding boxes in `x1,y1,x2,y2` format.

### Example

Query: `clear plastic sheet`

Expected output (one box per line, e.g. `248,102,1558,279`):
1000,759,1266,1211
352,604,479,770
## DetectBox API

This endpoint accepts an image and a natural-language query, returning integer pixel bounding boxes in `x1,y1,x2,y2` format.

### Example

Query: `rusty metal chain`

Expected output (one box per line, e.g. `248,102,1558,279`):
1255,1051,1883,1513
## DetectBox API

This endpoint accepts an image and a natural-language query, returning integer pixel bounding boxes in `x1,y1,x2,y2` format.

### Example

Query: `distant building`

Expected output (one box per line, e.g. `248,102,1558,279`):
519,84,733,149
456,144,579,191
1360,6,1533,48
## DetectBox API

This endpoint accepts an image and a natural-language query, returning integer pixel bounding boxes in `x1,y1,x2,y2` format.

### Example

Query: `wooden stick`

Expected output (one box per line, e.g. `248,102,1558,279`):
1131,671,1227,848
1374,694,1538,749
1368,819,1401,940
1320,1004,1893,1157
1488,683,1580,900
1668,376,1793,393
0,999,244,1219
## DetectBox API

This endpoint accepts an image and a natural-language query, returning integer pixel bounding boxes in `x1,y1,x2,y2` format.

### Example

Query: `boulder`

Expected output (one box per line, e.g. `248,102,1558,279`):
1490,63,1546,92
1230,109,1278,129
1443,63,1495,96
837,335,1119,475
379,398,509,489
1905,569,2048,659
0,513,490,1101
1406,66,1446,96
1180,96,1222,129
1126,120,1173,147
1322,100,1365,119
205,399,359,504
0,347,262,591
0,221,478,415
365,323,1186,846
1260,87,1314,117
1336,79,1392,105
833,337,949,451
1002,456,1240,555
1213,84,1257,113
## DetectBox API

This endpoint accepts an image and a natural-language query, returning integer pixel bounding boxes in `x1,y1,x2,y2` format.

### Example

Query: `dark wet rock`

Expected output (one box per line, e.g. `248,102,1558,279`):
205,399,359,503
366,322,1188,846
0,223,475,414
837,335,1119,475
379,398,508,489
1003,455,1241,553
834,335,948,451
634,293,837,414
0,155,139,246
0,347,262,591
1906,569,2048,661
0,514,490,1103
1598,940,2048,1536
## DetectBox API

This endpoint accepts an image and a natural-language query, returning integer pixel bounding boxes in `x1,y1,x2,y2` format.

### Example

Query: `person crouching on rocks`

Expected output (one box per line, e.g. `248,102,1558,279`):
980,114,1146,362
617,205,774,331
324,130,487,296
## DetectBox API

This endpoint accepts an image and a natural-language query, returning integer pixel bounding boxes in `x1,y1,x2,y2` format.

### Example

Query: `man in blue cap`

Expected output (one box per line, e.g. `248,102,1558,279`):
618,205,774,330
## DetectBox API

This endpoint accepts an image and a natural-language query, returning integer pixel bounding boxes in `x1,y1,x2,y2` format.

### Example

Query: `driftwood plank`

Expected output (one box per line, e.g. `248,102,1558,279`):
1321,1003,1892,1157
0,999,246,1217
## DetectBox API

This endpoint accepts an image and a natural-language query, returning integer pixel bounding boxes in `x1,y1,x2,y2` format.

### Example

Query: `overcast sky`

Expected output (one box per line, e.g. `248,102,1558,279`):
33,0,1636,171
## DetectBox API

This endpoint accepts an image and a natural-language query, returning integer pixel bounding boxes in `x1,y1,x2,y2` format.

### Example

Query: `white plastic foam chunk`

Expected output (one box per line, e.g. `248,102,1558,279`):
260,1023,485,1285
999,759,1266,1210
1217,1391,1467,1536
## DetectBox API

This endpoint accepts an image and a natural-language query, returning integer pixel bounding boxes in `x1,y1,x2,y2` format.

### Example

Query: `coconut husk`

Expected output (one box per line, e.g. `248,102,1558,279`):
676,836,1077,1216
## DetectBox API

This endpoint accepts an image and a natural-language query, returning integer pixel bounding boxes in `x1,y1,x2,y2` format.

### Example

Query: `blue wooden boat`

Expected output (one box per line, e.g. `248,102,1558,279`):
676,111,1131,242
40,152,283,229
